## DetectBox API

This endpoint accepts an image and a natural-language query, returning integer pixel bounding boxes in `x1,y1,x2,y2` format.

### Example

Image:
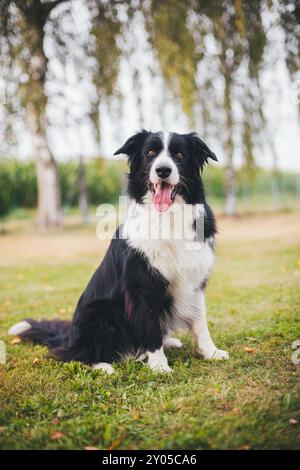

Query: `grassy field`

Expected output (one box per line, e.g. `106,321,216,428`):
0,210,299,450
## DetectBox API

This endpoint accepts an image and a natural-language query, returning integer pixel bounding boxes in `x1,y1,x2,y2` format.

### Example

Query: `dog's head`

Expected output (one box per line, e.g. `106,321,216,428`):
114,130,217,211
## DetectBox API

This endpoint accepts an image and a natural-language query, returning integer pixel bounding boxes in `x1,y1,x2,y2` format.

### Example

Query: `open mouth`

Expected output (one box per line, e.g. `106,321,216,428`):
149,181,178,212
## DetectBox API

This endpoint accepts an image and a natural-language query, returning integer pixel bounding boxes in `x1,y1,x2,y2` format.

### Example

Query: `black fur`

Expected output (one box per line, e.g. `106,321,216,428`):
18,131,217,365
21,236,172,364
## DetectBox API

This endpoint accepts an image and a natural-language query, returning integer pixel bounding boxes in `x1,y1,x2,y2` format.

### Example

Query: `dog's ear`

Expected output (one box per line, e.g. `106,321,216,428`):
114,130,150,159
187,133,218,171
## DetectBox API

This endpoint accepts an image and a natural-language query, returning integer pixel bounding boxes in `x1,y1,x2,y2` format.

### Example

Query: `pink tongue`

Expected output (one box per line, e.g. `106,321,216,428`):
153,183,172,212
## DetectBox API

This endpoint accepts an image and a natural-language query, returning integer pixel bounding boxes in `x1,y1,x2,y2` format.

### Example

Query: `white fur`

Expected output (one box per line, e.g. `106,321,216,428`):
124,199,215,329
92,362,115,374
191,290,229,360
163,337,182,349
8,321,31,336
123,197,228,360
147,347,172,373
149,132,179,186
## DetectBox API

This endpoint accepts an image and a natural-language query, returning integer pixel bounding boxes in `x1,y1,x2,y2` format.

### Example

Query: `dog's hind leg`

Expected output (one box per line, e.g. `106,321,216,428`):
92,363,115,374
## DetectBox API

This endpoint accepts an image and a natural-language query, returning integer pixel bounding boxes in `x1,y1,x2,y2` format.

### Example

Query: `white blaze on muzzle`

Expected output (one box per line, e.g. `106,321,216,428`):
149,133,179,212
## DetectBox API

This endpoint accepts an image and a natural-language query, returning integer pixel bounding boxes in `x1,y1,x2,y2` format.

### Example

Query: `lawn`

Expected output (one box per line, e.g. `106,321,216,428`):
0,211,299,450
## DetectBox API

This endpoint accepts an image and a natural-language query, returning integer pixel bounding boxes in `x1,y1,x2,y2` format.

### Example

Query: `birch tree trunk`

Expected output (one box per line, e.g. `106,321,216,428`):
78,153,89,225
27,101,62,227
223,77,237,216
22,5,62,227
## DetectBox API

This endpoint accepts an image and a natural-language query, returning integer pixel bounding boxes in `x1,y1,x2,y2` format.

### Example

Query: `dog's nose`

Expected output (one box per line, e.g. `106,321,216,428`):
155,165,172,179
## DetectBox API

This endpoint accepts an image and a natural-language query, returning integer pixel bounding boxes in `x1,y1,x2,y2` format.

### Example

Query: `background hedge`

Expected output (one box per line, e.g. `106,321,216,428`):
0,158,299,216
0,158,123,216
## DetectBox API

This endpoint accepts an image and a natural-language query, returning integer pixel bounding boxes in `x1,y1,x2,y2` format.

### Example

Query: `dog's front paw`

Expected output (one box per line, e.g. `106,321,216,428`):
148,360,173,373
212,349,229,360
92,362,115,374
201,349,229,360
163,337,182,349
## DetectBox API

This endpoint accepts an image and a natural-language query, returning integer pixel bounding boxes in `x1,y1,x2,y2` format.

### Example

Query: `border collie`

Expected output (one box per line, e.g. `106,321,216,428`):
9,130,229,374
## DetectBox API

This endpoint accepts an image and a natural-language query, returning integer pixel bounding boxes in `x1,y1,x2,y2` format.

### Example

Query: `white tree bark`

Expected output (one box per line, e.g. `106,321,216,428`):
223,75,237,217
78,153,89,225
224,162,236,216
27,103,62,227
26,48,62,227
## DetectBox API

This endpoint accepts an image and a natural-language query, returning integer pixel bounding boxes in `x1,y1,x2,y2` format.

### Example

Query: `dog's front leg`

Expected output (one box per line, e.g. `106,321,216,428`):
124,256,173,373
139,322,172,373
147,346,172,373
191,290,229,360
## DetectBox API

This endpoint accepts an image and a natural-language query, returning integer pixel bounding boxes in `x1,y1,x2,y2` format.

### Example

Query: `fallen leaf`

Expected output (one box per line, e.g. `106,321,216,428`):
289,418,298,425
84,446,99,451
108,437,123,450
33,358,40,365
11,337,21,345
51,418,59,425
244,346,256,353
51,431,65,440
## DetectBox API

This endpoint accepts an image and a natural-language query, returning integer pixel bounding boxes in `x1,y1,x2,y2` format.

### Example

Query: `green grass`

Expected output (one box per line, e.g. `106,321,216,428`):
0,213,300,449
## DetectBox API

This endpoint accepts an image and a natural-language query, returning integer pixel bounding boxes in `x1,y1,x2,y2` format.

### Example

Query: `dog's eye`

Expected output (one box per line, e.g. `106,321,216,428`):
176,152,183,159
147,149,157,158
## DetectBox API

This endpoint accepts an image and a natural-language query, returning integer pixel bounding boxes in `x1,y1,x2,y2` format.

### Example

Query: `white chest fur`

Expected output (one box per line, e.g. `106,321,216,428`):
122,198,215,326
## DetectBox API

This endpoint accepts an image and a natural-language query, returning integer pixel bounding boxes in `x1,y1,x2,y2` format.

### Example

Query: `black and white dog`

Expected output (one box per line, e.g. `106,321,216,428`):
9,130,228,374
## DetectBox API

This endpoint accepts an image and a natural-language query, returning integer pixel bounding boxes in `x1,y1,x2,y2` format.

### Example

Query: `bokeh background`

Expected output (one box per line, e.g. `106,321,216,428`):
0,0,299,225
0,0,300,451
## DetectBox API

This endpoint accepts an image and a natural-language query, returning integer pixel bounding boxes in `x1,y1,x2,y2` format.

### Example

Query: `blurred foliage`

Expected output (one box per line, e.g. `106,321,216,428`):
278,0,300,80
204,165,300,199
145,0,198,121
0,158,122,216
0,158,298,217
88,0,122,141
0,0,123,147
143,0,268,161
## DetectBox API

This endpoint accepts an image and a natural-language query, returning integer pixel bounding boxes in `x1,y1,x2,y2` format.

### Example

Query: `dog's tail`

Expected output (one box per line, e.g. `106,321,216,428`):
8,319,70,349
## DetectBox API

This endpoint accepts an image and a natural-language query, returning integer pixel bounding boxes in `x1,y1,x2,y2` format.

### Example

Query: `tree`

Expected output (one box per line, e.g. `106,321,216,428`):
0,0,66,226
0,0,122,226
143,0,299,215
144,0,268,215
278,0,300,113
47,0,122,224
